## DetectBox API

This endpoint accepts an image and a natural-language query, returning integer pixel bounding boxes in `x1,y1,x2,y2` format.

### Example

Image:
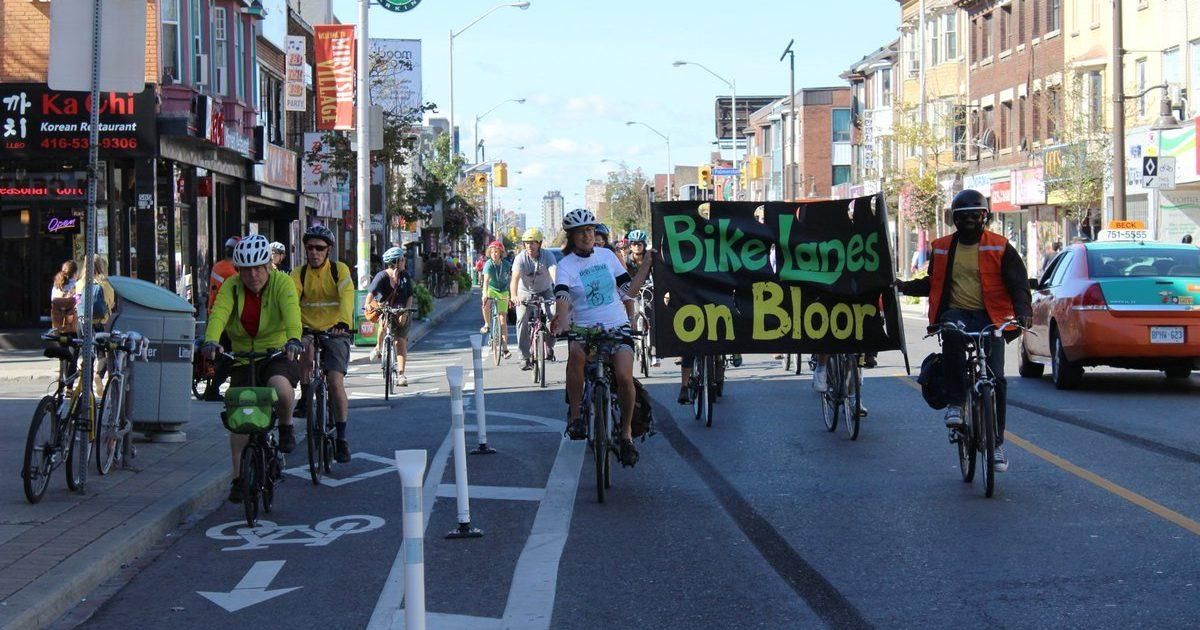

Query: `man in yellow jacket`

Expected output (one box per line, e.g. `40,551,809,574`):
290,225,356,463
202,234,304,503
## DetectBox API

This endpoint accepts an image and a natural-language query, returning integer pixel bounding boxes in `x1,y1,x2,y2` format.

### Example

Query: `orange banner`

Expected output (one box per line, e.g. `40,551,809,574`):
314,25,356,131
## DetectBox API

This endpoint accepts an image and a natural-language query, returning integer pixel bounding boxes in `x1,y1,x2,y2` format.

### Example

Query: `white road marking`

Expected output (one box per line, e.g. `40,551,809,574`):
197,560,300,612
350,387,440,400
436,484,545,502
206,515,387,552
283,452,401,487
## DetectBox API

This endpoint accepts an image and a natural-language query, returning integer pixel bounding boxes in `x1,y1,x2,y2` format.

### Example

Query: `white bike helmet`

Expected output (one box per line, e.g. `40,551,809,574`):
382,246,405,264
562,208,598,231
269,241,286,255
233,234,272,267
626,229,648,243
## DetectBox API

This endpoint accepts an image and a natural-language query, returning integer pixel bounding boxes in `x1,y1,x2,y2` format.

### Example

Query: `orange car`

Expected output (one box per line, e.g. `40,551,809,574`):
1019,240,1200,389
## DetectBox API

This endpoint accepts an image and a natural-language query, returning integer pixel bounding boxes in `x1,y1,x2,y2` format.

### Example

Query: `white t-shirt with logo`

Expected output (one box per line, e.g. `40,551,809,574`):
556,247,630,329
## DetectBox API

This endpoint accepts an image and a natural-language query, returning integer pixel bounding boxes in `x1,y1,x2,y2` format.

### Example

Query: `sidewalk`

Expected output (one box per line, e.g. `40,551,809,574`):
0,290,473,630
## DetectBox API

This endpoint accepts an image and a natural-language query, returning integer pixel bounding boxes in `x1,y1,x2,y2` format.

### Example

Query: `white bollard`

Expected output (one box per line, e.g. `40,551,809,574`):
445,366,483,539
468,334,496,455
394,449,427,630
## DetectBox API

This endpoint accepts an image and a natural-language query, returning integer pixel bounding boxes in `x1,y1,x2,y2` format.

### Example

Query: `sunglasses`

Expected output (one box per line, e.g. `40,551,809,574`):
306,244,329,252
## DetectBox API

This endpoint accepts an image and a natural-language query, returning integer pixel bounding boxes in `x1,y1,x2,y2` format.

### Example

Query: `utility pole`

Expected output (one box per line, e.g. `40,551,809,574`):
1111,0,1127,221
355,0,371,287
780,40,795,201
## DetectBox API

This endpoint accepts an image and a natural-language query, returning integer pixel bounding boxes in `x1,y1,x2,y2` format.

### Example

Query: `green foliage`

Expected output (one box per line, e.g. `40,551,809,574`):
413,283,433,319
457,272,473,293
899,171,945,230
1041,74,1113,229
603,164,652,234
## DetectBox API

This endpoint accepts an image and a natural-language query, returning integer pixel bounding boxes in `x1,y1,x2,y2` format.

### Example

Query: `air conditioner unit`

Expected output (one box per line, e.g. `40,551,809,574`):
195,54,209,86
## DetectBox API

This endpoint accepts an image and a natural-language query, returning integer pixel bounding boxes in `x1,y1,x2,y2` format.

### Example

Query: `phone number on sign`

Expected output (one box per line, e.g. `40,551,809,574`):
39,137,140,150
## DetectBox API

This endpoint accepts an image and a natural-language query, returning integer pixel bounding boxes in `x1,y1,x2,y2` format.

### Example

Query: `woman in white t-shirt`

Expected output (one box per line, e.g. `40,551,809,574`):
551,209,653,467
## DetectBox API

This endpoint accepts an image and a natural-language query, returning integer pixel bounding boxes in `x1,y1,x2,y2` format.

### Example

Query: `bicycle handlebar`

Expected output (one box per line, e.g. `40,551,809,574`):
925,318,1034,340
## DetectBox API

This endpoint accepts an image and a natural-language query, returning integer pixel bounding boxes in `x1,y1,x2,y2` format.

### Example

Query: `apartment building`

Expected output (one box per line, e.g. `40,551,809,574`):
841,41,899,198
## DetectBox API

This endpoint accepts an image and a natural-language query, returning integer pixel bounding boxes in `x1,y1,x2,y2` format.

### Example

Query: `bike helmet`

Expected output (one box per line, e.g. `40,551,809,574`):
383,246,405,264
303,224,336,248
521,227,544,242
595,223,611,237
232,234,272,268
562,208,598,231
269,241,286,255
627,229,648,243
951,189,989,214
487,240,505,253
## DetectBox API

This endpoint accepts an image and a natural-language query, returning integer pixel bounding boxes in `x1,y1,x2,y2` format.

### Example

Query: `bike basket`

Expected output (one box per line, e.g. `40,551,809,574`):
222,387,278,434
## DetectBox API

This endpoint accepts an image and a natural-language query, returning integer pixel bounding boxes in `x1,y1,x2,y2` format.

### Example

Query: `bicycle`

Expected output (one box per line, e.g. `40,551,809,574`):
22,334,93,503
301,329,347,485
376,305,418,400
522,297,555,388
632,284,654,378
219,349,287,527
927,319,1030,498
689,355,727,428
486,298,508,366
95,331,149,475
565,327,640,504
814,354,864,441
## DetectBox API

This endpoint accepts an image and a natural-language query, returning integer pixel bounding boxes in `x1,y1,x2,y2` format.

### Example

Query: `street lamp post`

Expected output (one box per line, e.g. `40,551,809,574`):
474,98,525,163
449,2,531,158
674,60,738,198
780,40,795,201
625,121,671,200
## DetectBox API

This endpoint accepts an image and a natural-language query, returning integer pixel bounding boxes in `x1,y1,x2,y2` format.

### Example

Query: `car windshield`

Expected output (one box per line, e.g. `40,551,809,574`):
1086,247,1200,278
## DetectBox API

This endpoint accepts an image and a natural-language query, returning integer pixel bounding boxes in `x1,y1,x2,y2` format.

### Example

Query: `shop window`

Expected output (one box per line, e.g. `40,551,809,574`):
161,0,181,83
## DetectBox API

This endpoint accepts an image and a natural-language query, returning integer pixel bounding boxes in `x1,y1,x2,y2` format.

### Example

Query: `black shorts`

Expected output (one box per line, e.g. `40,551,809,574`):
305,333,352,375
229,355,300,388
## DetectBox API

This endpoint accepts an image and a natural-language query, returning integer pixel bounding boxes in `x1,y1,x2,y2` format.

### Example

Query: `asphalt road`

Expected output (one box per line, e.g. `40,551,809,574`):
49,302,1200,629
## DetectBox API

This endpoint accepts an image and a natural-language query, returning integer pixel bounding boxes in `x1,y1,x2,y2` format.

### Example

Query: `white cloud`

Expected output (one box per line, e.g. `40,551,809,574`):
520,162,548,178
565,94,610,118
478,119,540,148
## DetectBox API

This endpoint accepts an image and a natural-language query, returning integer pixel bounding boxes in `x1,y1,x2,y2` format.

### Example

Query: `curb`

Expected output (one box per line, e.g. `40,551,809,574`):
0,461,229,630
349,290,474,365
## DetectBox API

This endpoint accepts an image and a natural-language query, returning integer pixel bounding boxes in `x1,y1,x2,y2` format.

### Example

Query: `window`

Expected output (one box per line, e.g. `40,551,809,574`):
1163,46,1181,88
1047,87,1060,139
943,12,957,60
259,70,284,145
971,18,979,63
833,166,852,187
905,30,918,77
928,15,940,66
1190,39,1200,116
193,0,204,86
981,13,993,58
234,16,245,100
982,105,995,150
1018,96,1026,146
1000,6,1011,52
832,108,852,143
1048,0,1061,32
1031,91,1041,142
1032,0,1040,37
213,7,228,95
879,67,892,107
1000,101,1011,149
1091,0,1101,26
161,0,181,82
1085,71,1103,131
1017,0,1025,45
1136,58,1147,116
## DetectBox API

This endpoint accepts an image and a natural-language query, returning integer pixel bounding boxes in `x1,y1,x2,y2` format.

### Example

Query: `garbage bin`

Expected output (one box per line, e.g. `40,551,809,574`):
108,276,196,442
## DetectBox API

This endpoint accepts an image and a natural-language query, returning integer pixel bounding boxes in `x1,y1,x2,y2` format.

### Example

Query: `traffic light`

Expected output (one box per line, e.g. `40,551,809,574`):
740,166,747,188
698,164,712,189
748,156,763,179
494,161,508,188
472,172,488,193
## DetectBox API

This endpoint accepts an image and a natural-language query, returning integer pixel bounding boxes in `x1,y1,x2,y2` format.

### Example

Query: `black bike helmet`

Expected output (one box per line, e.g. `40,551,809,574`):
303,224,336,248
595,223,611,237
950,189,989,214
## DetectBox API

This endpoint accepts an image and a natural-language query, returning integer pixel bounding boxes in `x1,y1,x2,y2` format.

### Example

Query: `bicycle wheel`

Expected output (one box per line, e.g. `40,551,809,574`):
592,383,608,503
958,399,977,483
691,359,705,420
316,385,333,474
23,397,60,504
704,356,716,428
304,385,322,485
821,356,839,433
65,399,92,492
491,312,502,367
96,375,123,475
241,444,260,527
842,359,861,441
980,386,997,498
785,353,793,372
262,448,277,514
383,342,394,401
537,330,548,388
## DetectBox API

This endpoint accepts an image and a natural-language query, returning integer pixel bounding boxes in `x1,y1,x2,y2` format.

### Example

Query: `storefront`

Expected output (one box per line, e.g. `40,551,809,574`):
0,83,156,328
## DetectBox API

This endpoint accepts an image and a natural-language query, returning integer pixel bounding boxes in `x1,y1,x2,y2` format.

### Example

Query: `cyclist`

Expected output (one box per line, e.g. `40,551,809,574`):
269,241,289,272
290,225,355,463
510,228,557,370
479,241,512,360
368,247,415,385
624,229,659,367
551,209,653,467
895,189,1032,473
208,237,240,311
201,234,303,503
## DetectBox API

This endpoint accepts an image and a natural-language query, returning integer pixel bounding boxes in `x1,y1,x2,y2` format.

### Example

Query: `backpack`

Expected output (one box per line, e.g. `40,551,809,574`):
917,352,948,410
75,283,109,323
631,377,655,439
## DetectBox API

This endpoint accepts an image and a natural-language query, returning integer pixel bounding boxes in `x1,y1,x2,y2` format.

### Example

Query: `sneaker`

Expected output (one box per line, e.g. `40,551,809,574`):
858,404,869,418
335,439,351,463
479,325,489,334
277,424,296,454
369,348,381,362
862,353,878,369
992,446,1009,473
944,405,964,428
731,354,743,367
398,374,408,387
617,438,640,468
565,417,587,440
502,349,512,360
812,364,829,393
651,357,661,367
228,478,243,503
547,350,557,362
773,354,784,360
677,385,690,405
520,359,533,371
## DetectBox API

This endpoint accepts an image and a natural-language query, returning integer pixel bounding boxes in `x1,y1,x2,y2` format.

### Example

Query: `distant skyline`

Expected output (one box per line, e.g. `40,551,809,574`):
331,0,899,228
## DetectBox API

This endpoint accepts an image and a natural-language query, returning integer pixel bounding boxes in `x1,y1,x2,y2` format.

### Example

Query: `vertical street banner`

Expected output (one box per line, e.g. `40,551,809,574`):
651,195,904,357
314,25,356,130
284,35,307,112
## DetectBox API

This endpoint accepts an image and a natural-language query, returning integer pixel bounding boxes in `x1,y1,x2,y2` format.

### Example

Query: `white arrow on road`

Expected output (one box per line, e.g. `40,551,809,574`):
197,560,301,612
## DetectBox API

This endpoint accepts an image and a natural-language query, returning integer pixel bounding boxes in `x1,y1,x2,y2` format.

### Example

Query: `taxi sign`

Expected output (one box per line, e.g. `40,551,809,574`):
1098,229,1150,241
1106,220,1145,230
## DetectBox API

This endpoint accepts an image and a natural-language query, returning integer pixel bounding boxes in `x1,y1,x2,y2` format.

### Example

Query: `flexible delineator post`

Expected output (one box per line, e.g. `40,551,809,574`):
445,366,483,538
468,334,496,454
394,449,427,630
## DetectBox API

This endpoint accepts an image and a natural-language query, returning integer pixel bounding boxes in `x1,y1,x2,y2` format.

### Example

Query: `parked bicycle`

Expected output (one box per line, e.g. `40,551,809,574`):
377,305,418,400
814,353,865,441
302,329,346,485
22,333,93,503
522,297,555,388
689,355,727,428
219,349,287,526
95,331,150,475
927,319,1030,498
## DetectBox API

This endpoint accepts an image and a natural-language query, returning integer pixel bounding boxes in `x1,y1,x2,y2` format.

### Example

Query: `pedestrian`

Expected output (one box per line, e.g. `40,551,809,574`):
1041,240,1062,273
50,260,79,334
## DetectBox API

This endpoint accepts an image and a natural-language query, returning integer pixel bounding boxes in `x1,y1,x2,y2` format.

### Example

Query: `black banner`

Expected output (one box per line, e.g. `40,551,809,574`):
650,195,904,357
0,83,157,159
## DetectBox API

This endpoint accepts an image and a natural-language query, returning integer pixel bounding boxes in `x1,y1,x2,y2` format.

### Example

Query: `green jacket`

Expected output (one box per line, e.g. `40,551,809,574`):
204,270,303,356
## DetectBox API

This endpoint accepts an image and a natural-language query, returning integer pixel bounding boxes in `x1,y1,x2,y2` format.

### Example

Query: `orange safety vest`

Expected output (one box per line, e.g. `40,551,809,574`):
208,259,238,312
928,230,1015,326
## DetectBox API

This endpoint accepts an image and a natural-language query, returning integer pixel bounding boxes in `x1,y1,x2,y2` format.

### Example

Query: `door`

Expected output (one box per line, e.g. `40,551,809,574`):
1030,250,1071,357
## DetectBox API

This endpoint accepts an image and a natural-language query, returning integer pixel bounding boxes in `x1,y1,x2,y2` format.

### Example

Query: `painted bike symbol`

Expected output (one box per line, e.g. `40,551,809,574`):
205,514,386,551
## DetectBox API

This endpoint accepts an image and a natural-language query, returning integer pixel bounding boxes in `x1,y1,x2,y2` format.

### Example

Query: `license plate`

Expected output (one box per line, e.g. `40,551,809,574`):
1150,326,1185,344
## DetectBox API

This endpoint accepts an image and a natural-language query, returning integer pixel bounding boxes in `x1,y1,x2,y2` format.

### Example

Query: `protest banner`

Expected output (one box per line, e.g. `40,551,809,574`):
650,195,904,357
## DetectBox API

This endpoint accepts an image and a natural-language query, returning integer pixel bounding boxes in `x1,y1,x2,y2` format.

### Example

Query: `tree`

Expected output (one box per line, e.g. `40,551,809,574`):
885,103,961,231
1041,74,1113,235
603,164,652,235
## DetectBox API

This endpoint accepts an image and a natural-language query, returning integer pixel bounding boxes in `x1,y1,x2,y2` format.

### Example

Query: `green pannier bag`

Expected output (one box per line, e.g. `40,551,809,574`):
222,387,278,434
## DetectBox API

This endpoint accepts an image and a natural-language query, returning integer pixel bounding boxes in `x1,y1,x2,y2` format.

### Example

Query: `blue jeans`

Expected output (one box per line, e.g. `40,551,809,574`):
939,308,1008,444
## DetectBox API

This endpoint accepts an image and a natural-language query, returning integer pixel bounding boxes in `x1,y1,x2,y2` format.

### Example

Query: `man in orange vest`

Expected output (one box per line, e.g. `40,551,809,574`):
896,189,1032,473
208,237,240,311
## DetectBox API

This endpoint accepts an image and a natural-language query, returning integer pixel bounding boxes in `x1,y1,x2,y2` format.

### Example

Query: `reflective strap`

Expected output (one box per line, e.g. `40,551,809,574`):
933,248,949,255
979,245,1005,252
302,300,341,307
210,271,225,284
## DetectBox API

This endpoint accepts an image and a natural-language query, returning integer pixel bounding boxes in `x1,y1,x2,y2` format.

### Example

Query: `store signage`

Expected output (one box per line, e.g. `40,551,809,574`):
45,214,81,234
0,83,155,158
258,142,298,189
314,25,356,131
1010,167,1045,206
285,36,307,112
378,0,421,13
990,180,1017,212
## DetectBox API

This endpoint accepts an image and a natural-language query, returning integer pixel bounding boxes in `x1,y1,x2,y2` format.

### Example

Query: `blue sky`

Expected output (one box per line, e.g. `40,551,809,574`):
331,0,900,228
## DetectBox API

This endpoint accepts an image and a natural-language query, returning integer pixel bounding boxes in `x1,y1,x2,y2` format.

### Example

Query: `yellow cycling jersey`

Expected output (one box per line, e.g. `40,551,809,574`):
290,259,354,331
